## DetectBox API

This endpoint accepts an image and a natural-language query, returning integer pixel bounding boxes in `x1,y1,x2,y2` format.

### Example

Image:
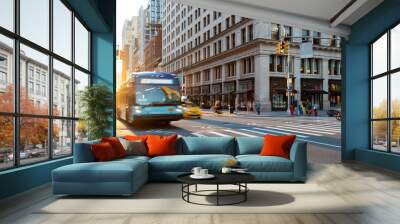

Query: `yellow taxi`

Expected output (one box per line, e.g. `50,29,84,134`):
181,101,202,119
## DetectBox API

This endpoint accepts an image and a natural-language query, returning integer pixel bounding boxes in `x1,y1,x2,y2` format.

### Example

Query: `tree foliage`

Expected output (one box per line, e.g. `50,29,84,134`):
372,99,400,141
79,84,113,140
0,85,59,152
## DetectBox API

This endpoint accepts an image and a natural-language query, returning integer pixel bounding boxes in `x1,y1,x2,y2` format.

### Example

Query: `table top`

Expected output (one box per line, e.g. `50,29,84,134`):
177,172,255,185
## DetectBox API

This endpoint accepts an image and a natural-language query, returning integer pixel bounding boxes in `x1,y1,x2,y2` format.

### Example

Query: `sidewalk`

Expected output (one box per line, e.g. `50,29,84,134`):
202,109,331,118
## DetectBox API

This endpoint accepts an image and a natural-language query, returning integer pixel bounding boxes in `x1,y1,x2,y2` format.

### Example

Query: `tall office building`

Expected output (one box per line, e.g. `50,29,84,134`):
161,1,342,112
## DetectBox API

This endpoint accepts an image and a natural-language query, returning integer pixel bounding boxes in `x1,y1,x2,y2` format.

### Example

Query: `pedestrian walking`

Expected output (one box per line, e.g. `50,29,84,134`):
298,101,304,116
290,104,294,116
255,101,261,115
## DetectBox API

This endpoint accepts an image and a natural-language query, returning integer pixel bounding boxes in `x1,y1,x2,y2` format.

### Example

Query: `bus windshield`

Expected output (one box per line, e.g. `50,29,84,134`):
136,84,181,106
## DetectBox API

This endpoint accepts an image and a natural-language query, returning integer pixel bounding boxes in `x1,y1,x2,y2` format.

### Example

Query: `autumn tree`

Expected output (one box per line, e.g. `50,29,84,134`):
372,99,400,143
0,84,59,153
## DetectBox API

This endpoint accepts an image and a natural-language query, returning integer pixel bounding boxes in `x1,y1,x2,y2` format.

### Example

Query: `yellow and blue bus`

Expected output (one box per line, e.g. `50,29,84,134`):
117,72,183,124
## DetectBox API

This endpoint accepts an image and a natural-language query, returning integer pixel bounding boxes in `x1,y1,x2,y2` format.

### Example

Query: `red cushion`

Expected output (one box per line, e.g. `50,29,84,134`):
101,137,126,158
146,134,177,157
91,142,117,162
260,135,296,159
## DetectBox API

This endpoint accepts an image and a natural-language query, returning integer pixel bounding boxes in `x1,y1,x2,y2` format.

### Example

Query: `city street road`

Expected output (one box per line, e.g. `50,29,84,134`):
117,113,341,164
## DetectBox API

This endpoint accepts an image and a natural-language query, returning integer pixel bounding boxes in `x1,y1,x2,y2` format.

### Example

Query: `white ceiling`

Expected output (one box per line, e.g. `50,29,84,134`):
175,0,384,37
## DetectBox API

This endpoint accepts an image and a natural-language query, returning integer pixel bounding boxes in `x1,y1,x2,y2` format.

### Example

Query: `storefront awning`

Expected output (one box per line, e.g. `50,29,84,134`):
302,90,329,94
273,88,298,94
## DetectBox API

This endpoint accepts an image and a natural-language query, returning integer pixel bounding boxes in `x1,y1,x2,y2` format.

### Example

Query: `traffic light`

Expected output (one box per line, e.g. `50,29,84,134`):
276,41,283,55
284,41,289,54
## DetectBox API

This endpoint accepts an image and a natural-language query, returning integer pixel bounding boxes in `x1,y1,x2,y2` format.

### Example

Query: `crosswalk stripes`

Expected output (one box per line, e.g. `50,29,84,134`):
284,124,341,133
253,127,312,138
239,128,277,136
274,125,337,135
223,129,259,137
184,123,341,138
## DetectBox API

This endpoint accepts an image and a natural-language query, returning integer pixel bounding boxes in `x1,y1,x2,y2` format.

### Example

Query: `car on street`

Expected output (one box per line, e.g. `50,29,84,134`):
182,101,202,119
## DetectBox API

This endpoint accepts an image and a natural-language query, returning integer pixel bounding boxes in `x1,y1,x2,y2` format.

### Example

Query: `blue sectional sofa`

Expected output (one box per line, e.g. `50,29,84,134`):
52,137,307,196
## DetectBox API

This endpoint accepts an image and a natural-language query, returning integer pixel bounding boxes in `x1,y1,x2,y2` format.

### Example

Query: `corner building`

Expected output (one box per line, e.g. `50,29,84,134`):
161,1,342,112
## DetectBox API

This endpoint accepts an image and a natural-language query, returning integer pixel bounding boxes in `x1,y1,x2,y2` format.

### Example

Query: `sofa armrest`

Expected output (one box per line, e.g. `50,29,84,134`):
73,140,100,163
289,141,307,181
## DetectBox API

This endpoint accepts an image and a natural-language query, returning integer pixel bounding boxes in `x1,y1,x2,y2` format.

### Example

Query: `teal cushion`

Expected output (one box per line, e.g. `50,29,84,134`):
236,155,293,172
178,137,235,155
236,137,264,155
149,154,235,172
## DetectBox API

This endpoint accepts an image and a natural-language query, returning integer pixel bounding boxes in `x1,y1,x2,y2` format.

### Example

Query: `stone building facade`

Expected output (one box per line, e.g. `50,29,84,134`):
161,1,342,112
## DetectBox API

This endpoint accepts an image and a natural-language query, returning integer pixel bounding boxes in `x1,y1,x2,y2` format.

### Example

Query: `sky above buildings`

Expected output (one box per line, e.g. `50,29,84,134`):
117,0,148,46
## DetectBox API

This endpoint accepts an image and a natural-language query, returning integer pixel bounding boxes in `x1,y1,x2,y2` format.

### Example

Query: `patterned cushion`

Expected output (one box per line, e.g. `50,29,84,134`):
119,138,147,156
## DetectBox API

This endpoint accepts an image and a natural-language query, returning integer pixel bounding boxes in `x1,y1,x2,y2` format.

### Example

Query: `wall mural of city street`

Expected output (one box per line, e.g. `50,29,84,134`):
114,0,343,164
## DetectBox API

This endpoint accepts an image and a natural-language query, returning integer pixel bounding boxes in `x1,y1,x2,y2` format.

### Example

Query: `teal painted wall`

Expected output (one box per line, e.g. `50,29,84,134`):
91,32,116,135
0,158,72,199
0,0,116,200
343,0,400,171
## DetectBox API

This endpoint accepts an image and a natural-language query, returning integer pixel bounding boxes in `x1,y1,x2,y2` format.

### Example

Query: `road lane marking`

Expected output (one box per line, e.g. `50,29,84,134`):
276,125,337,135
254,127,314,138
240,129,276,136
192,132,206,137
208,131,230,137
223,129,258,137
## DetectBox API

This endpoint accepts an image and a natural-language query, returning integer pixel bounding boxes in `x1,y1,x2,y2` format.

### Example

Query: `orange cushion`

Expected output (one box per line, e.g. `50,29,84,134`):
260,135,296,159
101,137,126,158
146,134,177,157
124,135,149,141
91,142,117,162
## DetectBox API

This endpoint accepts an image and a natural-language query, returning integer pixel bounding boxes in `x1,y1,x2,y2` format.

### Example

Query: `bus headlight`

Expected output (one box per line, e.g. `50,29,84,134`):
176,109,183,113
134,106,141,110
135,109,142,114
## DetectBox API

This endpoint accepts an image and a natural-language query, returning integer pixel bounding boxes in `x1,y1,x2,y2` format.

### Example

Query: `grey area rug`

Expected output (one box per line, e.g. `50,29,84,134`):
37,183,362,214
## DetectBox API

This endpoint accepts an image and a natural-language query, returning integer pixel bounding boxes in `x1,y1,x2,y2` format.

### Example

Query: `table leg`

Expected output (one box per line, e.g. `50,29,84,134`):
245,183,247,201
195,184,198,192
217,184,219,206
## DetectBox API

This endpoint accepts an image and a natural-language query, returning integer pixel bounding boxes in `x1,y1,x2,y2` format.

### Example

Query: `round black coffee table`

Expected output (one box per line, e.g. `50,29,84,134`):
177,173,255,206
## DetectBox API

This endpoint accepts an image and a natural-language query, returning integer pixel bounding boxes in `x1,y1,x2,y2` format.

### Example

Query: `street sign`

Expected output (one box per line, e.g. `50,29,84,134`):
300,42,313,58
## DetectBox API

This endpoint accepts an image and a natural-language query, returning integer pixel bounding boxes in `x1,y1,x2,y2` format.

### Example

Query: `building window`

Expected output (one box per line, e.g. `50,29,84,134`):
302,29,310,41
277,56,283,72
215,66,222,80
204,69,210,81
313,31,321,45
226,62,236,77
0,0,91,170
248,24,253,41
270,55,276,72
370,23,400,153
284,26,292,41
242,56,254,74
226,36,230,50
328,60,341,75
271,23,280,40
231,33,236,48
241,28,246,44
226,17,230,29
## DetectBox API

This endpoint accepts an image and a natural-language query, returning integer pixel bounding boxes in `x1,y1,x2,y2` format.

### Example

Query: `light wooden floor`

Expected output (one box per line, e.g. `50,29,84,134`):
1,162,400,224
